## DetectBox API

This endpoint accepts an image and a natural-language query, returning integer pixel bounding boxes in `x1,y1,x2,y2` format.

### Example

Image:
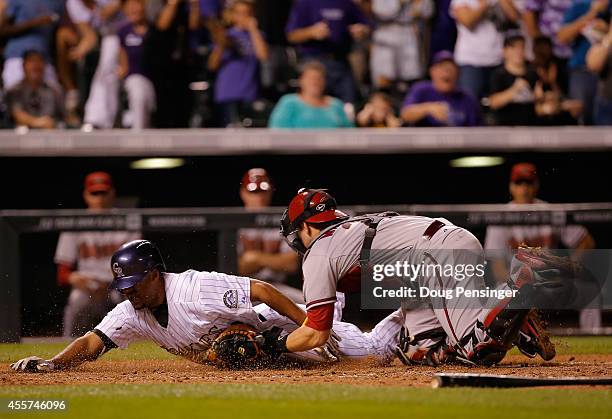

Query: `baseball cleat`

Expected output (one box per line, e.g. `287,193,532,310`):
515,310,556,361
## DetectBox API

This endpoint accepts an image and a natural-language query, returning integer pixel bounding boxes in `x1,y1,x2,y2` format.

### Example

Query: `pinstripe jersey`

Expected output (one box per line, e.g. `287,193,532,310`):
95,270,263,364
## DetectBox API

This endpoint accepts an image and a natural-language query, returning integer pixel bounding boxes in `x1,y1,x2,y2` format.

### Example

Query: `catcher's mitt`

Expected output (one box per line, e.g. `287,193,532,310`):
516,245,580,277
206,324,266,369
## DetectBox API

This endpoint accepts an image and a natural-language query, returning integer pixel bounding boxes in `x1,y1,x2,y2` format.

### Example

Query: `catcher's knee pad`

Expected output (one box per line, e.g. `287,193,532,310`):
469,340,508,366
455,322,508,366
395,327,449,366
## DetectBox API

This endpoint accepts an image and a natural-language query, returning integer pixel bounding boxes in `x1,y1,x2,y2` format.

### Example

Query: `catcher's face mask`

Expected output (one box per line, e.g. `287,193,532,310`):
280,209,307,254
280,188,348,255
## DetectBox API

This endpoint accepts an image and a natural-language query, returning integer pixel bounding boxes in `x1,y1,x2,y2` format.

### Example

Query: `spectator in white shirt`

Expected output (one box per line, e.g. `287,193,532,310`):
451,0,520,98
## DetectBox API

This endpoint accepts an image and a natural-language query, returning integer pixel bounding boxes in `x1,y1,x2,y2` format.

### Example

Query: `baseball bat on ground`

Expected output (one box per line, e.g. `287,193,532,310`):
431,373,612,388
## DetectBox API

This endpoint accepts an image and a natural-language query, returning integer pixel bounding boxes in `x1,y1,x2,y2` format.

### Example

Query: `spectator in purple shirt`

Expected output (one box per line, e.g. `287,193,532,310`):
430,0,458,57
286,0,371,103
523,0,574,61
199,0,222,18
207,0,269,127
117,0,156,130
400,50,481,126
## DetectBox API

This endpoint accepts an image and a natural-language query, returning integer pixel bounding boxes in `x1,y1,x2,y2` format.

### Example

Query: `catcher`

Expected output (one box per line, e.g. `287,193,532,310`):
11,240,403,372
275,188,592,366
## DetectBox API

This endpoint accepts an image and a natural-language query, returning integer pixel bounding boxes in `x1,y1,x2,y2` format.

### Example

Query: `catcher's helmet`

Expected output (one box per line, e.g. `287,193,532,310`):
109,240,166,290
280,188,348,254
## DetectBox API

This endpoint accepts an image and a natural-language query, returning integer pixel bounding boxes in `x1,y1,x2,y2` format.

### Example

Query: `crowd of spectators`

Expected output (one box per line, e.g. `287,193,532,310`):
0,0,611,130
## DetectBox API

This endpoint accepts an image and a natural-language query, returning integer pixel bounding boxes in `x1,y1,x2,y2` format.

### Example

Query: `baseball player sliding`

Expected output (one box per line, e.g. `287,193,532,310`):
274,189,586,366
11,240,402,373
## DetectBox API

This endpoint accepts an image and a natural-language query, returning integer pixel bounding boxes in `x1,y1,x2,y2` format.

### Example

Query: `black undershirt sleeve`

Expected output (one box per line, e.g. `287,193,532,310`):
92,328,119,354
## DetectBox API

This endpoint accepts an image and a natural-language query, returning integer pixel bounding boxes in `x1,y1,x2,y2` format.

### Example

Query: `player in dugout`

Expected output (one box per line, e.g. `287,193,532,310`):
55,171,140,338
237,168,303,303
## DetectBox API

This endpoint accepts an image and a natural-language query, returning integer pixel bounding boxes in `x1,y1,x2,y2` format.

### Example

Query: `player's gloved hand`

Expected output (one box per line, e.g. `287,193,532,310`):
10,356,55,373
256,327,288,360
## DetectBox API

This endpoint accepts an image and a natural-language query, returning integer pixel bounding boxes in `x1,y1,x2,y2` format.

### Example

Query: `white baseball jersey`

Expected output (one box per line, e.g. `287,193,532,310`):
484,200,588,251
94,269,399,363
237,228,293,284
95,270,261,363
55,231,141,283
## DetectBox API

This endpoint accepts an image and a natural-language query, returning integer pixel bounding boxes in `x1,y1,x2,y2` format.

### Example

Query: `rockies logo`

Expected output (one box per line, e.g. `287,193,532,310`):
112,262,124,277
223,290,238,309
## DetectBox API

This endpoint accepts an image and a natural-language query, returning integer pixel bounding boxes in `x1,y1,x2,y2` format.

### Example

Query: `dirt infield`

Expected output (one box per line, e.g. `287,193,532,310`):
2,354,611,388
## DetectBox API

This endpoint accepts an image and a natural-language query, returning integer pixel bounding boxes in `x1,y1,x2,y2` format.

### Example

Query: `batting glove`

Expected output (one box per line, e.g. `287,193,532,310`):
10,356,55,373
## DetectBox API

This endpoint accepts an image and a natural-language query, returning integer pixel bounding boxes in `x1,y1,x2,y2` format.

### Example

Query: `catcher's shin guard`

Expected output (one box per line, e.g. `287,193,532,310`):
472,287,557,364
482,284,536,348
450,285,535,366
457,247,574,366
468,285,558,365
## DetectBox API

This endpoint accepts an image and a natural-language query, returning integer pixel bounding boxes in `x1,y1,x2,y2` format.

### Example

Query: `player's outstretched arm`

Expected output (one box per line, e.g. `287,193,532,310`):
250,279,306,326
11,332,105,373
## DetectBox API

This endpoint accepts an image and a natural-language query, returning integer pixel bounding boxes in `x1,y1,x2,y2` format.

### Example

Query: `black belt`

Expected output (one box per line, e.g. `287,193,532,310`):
422,220,446,240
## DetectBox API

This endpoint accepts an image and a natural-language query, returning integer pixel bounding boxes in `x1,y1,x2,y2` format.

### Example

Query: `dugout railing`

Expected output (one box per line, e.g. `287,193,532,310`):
2,203,612,342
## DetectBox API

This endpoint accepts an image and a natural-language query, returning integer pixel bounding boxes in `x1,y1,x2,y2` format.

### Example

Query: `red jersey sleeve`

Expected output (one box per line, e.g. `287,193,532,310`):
304,303,335,331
